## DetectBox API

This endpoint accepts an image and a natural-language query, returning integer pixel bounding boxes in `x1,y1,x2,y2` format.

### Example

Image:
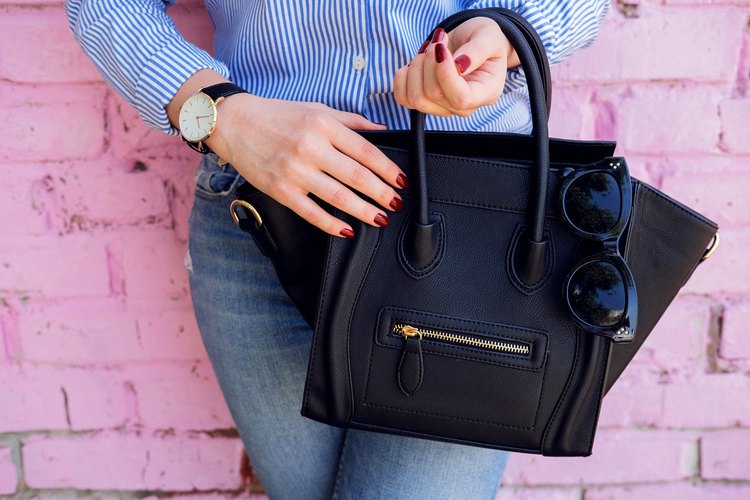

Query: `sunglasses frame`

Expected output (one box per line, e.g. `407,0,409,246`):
559,157,638,343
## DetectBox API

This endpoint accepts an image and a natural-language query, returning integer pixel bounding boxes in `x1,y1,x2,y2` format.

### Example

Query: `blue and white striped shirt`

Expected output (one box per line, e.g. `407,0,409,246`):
64,0,609,136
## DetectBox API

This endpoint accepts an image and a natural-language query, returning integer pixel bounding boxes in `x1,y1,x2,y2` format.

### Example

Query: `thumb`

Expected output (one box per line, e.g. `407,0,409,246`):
451,22,511,76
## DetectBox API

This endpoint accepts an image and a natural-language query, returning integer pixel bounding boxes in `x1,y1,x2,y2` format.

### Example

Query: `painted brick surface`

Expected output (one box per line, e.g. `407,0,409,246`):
1,0,748,498
0,447,17,495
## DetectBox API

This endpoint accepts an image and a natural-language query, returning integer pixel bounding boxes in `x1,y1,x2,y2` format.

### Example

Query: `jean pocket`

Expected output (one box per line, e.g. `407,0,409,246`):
194,154,245,199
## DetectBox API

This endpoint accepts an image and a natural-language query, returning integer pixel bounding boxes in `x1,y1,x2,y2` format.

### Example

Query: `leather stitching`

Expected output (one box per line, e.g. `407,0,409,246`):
506,225,555,295
344,225,384,416
397,211,446,278
359,401,536,430
541,325,582,452
302,228,337,416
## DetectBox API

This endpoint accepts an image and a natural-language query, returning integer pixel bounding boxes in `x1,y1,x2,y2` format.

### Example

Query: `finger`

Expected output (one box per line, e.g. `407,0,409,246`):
461,58,508,107
329,123,410,191
451,21,510,77
421,34,446,105
406,47,453,117
319,147,404,214
433,41,477,112
275,183,356,238
327,108,387,130
393,64,409,109
305,169,392,229
302,101,387,130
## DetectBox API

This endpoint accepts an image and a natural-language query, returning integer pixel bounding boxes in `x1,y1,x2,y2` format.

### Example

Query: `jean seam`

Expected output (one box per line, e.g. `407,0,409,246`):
194,171,245,200
330,430,351,500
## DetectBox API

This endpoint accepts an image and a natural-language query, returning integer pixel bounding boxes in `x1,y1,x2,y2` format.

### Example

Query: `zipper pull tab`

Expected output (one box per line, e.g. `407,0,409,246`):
397,324,424,397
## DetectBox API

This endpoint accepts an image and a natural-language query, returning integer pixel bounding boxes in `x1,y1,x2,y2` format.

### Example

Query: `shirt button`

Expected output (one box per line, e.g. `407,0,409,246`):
352,55,366,71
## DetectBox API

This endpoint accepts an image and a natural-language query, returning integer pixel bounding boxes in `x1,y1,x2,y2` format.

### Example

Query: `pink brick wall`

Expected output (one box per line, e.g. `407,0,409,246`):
1,0,747,497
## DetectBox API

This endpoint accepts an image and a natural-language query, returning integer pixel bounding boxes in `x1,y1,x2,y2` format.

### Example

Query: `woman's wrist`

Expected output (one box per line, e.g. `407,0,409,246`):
165,68,230,132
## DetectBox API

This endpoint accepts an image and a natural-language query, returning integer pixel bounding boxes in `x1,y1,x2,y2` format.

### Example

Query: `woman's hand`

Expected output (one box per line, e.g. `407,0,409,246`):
205,94,408,238
394,17,520,117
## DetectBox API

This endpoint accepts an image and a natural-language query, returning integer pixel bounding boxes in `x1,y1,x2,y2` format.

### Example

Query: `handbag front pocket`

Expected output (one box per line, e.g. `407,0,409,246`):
361,307,549,431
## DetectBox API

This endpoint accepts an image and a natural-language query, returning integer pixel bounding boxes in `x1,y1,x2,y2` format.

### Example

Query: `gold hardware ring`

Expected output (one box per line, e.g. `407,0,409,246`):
700,233,720,262
230,199,263,227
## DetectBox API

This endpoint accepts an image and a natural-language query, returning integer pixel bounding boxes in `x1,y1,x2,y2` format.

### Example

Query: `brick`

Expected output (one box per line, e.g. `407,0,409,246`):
143,434,243,490
131,304,208,361
618,85,722,154
0,366,69,433
701,429,750,480
0,84,108,162
19,299,141,364
628,297,712,373
503,430,697,485
554,8,743,83
31,165,172,234
720,99,750,153
586,482,750,500
0,165,51,236
547,86,594,140
683,228,750,295
661,168,750,228
22,432,242,491
722,301,750,359
598,374,664,428
0,7,102,83
0,235,110,299
114,230,191,301
60,368,133,431
0,447,17,495
496,486,580,500
107,96,184,162
128,362,233,430
662,373,750,428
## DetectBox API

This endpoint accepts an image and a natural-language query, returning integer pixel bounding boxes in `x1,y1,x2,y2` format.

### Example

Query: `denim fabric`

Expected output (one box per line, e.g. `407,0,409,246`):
186,153,510,499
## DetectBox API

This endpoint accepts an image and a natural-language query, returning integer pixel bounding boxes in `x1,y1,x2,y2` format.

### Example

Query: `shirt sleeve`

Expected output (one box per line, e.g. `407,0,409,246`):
463,0,611,66
64,0,230,135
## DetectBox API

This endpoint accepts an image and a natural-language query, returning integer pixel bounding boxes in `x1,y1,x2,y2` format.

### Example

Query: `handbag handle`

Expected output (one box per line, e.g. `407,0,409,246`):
405,8,551,286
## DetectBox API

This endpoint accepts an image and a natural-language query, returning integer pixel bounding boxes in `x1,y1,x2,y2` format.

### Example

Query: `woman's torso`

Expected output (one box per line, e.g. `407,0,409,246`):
204,0,533,132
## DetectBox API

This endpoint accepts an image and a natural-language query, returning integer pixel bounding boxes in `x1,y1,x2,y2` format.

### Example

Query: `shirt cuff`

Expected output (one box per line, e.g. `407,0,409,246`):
135,37,231,136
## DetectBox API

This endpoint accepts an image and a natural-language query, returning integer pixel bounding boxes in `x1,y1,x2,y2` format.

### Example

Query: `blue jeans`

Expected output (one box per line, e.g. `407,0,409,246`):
186,153,510,499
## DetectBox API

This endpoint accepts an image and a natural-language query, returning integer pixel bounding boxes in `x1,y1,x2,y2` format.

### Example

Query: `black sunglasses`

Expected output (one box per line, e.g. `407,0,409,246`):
559,157,637,343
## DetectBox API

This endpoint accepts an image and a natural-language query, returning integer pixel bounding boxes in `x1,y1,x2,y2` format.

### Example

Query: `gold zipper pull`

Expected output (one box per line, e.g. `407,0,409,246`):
400,325,422,339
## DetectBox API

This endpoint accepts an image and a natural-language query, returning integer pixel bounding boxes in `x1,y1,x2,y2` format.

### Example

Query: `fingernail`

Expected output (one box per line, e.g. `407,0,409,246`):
431,28,445,44
374,213,390,227
396,173,409,189
417,39,430,55
389,196,404,211
435,43,446,64
340,228,355,238
454,55,471,74
375,122,387,128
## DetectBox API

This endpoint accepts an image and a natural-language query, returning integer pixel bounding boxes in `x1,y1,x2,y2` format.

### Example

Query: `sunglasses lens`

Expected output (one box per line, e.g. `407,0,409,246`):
567,260,626,328
564,172,621,234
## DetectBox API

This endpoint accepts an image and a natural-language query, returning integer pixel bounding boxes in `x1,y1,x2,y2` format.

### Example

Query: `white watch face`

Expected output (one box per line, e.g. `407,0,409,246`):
179,92,217,142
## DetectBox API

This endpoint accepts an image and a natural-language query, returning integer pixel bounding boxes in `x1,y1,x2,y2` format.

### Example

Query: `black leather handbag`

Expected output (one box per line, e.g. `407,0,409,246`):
229,9,719,456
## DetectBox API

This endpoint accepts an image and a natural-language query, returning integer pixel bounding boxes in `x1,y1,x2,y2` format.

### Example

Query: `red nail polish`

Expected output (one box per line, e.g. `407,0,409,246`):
417,39,430,55
340,228,354,238
435,43,446,64
374,213,390,227
431,28,445,44
390,196,404,211
396,173,409,189
454,55,471,74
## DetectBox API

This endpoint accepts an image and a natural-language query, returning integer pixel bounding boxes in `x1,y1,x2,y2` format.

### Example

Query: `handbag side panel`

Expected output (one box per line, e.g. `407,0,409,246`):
605,181,719,393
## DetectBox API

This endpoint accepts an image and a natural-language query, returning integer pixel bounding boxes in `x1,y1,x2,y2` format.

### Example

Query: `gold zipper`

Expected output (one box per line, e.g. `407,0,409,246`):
393,323,530,356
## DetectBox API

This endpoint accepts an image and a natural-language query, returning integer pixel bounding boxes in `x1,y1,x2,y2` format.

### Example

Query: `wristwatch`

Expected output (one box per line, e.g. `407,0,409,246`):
178,82,248,155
